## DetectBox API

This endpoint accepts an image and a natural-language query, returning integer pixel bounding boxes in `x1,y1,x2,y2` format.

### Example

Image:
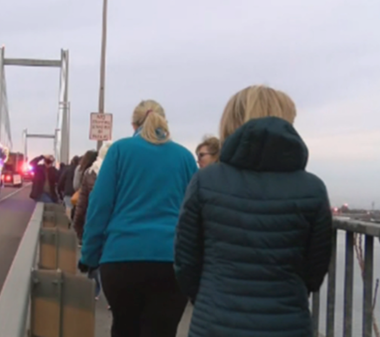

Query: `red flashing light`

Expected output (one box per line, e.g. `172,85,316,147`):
5,175,11,182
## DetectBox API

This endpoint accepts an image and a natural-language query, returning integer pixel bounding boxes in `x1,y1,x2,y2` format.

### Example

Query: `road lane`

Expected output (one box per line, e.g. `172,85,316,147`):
0,186,24,201
0,186,35,291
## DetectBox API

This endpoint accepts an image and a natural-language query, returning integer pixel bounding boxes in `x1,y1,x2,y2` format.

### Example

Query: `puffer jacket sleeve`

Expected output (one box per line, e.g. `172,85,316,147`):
305,182,333,293
73,171,95,241
174,172,203,301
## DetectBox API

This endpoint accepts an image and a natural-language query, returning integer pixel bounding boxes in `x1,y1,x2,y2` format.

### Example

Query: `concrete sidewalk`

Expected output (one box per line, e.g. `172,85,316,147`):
94,300,324,337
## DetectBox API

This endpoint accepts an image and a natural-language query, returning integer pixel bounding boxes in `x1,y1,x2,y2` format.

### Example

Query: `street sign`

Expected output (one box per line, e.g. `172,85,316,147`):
89,112,113,141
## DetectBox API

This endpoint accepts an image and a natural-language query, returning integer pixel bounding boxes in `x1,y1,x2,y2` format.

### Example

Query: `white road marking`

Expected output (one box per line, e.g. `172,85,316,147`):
0,183,31,203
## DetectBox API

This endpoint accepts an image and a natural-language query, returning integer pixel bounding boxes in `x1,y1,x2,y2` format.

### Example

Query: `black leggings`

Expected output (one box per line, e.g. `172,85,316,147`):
100,262,188,337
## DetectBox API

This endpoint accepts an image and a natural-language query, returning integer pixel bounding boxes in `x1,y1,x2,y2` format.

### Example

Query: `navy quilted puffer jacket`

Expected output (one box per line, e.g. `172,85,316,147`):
174,117,332,337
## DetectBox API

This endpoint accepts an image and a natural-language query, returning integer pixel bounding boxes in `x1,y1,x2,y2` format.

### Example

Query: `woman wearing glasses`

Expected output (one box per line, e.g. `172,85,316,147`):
195,136,220,168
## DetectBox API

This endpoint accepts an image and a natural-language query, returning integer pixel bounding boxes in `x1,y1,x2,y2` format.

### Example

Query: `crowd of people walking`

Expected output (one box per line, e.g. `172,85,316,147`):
28,85,333,337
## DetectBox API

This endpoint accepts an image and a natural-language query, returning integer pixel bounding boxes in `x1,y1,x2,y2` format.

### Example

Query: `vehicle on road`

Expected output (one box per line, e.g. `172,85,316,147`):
0,152,25,188
21,163,35,182
0,144,9,189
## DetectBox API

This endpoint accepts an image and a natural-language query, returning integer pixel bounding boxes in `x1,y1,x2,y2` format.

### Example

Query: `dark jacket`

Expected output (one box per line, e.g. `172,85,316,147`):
73,169,97,241
58,164,76,197
174,117,332,337
29,155,59,202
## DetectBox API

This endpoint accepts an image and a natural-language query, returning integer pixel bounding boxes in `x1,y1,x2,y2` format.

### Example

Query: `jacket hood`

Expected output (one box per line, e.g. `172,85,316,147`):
220,117,308,172
88,141,112,175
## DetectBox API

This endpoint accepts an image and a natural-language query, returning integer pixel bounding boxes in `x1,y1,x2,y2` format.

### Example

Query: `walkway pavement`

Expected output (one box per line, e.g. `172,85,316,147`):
94,295,192,337
94,297,323,337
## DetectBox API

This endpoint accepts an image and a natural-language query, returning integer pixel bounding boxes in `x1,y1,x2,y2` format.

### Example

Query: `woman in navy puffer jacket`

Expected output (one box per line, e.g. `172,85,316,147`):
174,85,332,337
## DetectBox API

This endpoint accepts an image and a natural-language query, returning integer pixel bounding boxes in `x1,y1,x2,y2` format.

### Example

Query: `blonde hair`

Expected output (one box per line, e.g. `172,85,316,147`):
219,85,296,143
132,100,170,144
196,135,220,157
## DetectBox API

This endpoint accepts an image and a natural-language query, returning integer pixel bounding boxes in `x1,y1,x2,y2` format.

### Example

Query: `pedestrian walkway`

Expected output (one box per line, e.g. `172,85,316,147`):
0,200,377,337
94,295,192,337
93,300,325,337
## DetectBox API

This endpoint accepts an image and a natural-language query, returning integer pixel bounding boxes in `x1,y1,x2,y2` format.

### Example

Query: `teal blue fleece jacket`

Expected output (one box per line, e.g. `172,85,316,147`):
80,134,198,267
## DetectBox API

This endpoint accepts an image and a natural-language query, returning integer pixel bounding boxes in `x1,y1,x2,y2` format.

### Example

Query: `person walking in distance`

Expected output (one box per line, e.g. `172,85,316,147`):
70,150,97,226
174,85,333,337
78,100,198,337
29,155,59,203
58,155,80,219
73,142,112,305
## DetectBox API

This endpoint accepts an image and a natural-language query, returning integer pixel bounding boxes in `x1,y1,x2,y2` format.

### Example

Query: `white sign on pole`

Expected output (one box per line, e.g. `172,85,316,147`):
89,113,113,141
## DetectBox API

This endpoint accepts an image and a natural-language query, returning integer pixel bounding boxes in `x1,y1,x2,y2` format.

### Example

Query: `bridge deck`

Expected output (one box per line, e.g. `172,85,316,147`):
0,189,347,337
94,299,324,337
94,297,194,337
0,185,34,290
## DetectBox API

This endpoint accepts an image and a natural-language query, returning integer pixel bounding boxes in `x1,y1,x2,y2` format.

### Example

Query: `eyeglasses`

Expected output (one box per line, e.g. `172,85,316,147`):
197,152,212,159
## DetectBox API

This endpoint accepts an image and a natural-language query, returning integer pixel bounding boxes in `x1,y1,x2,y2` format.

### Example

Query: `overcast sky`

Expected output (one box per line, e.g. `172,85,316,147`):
1,0,380,208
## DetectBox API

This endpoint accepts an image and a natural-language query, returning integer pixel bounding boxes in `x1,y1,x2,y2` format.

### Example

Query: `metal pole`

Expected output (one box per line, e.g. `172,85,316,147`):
97,0,108,151
67,102,70,161
60,50,70,164
22,129,28,160
64,51,69,163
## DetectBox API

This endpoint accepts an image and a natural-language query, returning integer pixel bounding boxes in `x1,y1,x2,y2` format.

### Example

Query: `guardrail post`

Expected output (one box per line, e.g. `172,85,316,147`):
362,234,374,337
57,229,77,274
326,229,337,337
39,229,58,270
43,209,70,230
62,272,96,337
44,203,66,214
343,231,354,337
31,270,95,337
39,227,78,274
40,205,77,274
31,269,62,337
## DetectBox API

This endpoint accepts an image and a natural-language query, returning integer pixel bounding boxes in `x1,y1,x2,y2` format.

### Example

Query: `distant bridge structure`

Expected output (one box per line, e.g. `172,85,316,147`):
0,46,70,164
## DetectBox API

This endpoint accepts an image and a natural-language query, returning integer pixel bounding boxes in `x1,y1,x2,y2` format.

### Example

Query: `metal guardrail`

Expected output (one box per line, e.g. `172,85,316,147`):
0,203,43,337
312,217,380,337
0,209,379,337
0,203,95,337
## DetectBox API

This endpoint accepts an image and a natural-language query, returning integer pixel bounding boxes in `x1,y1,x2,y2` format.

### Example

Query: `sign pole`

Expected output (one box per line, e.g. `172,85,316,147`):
97,0,108,151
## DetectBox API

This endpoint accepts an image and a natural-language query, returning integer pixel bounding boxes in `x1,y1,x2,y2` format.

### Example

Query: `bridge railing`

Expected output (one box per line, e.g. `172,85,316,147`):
0,203,95,337
0,206,379,337
311,217,380,337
